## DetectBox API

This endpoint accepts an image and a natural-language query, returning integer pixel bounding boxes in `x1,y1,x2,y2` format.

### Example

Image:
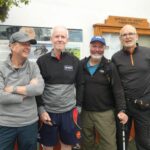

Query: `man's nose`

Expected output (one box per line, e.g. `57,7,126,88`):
58,37,63,41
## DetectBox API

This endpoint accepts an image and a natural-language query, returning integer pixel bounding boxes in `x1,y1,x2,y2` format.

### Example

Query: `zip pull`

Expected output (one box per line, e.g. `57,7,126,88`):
130,54,134,66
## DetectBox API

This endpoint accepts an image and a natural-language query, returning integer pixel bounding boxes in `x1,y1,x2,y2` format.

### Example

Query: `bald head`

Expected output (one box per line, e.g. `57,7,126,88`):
119,24,138,51
120,24,137,36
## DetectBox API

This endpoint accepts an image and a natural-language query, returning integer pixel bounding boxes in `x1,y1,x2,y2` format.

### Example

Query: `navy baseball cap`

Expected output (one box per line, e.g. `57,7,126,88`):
9,31,37,44
90,36,106,45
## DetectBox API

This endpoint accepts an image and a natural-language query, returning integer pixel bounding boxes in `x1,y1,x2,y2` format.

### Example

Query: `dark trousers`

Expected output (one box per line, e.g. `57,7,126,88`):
116,100,150,150
0,122,38,150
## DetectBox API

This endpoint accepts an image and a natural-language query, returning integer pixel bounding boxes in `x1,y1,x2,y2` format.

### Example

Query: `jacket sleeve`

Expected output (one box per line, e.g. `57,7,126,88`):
0,69,24,105
25,62,45,96
35,58,46,115
75,59,84,107
111,62,126,112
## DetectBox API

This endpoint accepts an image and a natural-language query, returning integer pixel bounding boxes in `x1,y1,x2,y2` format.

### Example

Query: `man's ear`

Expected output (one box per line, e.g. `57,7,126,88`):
66,37,69,43
9,43,16,53
9,43,14,49
135,33,139,41
119,35,122,41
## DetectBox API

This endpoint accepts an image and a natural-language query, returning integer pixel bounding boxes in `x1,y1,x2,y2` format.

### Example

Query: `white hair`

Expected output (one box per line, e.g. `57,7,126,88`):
51,26,69,38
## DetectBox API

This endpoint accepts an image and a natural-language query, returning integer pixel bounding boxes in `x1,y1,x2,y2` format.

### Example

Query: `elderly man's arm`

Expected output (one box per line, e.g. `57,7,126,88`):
0,72,24,105
4,63,44,97
111,62,128,124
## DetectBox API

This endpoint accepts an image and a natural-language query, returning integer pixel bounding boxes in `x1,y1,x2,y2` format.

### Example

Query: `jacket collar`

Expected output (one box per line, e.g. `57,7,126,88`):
5,54,28,70
83,56,108,70
122,43,139,55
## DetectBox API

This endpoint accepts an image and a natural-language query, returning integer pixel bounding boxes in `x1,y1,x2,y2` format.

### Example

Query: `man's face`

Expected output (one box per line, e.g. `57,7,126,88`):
51,28,68,52
11,42,31,59
120,25,138,49
90,41,105,60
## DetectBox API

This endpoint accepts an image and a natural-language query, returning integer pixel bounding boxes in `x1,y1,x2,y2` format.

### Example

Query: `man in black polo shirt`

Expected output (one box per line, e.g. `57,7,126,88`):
36,26,83,150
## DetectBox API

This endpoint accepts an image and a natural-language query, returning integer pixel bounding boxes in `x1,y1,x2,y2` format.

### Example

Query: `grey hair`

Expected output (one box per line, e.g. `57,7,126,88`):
51,26,69,38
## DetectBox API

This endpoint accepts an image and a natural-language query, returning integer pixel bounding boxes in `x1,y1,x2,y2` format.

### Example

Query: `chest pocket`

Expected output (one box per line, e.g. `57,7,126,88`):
95,69,110,85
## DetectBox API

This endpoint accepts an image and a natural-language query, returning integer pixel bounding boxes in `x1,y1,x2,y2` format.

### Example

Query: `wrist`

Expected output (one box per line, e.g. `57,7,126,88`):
77,106,82,114
119,109,126,113
13,86,17,93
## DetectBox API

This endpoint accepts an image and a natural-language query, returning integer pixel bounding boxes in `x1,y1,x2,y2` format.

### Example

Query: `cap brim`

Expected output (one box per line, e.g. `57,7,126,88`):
18,38,37,45
90,40,106,45
29,39,37,44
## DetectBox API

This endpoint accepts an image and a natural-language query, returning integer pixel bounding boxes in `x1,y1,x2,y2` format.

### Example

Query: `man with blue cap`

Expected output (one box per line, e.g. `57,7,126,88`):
0,31,44,150
80,36,128,150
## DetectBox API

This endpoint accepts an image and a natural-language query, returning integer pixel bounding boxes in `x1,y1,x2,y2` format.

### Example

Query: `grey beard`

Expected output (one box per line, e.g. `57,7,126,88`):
91,54,103,60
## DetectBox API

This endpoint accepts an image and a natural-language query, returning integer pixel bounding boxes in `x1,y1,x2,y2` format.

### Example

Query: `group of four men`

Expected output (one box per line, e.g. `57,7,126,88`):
0,24,150,150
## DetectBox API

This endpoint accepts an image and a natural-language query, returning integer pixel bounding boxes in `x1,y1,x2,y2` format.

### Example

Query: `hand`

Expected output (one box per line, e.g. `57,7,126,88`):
4,86,13,93
40,112,52,125
30,78,38,85
77,106,82,114
117,111,128,124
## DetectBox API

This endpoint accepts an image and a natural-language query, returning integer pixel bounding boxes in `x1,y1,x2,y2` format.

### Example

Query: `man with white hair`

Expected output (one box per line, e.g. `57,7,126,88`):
36,26,83,150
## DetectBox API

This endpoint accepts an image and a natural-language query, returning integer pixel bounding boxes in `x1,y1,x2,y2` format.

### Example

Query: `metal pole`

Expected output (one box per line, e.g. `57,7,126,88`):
122,124,126,150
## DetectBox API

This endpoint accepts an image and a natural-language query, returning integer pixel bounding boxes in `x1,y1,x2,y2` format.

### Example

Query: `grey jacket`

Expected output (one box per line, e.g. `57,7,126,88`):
0,55,44,127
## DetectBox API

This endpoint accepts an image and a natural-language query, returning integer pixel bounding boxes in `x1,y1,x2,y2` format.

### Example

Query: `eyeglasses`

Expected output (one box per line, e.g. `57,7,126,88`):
120,32,136,38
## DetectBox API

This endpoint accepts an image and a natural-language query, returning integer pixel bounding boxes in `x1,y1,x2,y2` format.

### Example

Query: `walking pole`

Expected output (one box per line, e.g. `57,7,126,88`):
122,124,126,150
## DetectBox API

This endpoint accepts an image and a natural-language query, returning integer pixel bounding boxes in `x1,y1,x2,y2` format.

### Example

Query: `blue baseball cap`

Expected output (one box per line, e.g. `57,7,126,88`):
90,36,106,45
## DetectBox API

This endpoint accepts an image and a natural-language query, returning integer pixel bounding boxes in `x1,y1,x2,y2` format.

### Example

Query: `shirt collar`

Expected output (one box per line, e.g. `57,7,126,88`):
6,54,28,69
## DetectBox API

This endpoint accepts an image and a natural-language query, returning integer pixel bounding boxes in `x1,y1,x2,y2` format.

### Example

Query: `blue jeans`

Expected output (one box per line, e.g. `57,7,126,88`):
0,122,38,150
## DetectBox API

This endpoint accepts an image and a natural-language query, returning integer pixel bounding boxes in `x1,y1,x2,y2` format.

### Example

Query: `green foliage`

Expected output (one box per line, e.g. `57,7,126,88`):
0,0,30,22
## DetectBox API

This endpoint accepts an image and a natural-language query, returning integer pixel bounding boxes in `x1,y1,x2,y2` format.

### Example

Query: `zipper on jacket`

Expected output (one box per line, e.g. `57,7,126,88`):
130,54,134,66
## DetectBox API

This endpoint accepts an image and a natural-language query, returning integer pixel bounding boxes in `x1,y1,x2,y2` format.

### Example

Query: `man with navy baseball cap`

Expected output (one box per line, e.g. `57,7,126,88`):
90,36,106,45
80,35,128,150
